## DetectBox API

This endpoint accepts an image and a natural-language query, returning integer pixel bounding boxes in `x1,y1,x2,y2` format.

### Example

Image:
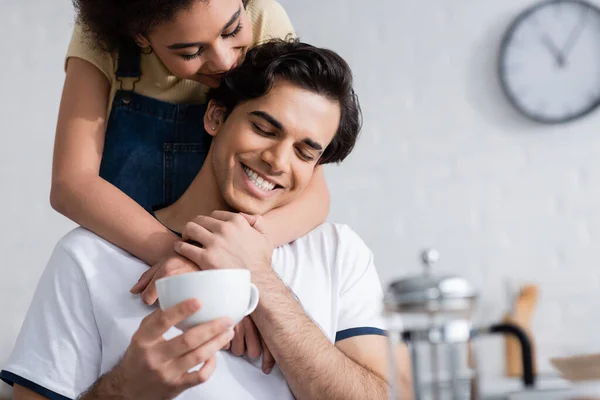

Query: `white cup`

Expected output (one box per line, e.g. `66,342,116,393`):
156,269,259,331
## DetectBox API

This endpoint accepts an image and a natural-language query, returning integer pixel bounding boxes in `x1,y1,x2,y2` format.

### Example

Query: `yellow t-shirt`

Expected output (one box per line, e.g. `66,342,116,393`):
65,0,295,117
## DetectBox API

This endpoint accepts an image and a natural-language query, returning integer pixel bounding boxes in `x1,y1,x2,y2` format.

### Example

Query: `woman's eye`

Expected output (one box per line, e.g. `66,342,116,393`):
223,22,243,39
181,48,204,60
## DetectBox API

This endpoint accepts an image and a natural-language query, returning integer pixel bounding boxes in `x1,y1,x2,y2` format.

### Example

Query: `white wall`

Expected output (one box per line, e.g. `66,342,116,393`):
282,0,600,378
1,1,78,397
1,0,599,396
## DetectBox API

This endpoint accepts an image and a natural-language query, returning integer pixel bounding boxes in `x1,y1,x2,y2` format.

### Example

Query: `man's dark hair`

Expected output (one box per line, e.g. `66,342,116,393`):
207,39,363,165
72,0,249,52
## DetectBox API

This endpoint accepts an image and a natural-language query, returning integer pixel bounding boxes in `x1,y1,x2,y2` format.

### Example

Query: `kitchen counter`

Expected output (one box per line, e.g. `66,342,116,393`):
481,375,600,400
509,385,600,400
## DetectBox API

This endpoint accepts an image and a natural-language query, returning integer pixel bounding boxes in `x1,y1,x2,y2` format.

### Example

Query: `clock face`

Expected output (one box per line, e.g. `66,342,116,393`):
499,0,600,123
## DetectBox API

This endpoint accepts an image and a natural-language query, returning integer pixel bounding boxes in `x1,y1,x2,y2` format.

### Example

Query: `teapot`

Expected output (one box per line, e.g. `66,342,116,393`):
384,249,535,400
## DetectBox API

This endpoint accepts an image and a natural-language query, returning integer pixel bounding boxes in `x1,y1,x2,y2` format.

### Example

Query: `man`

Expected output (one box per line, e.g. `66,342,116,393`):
1,39,412,400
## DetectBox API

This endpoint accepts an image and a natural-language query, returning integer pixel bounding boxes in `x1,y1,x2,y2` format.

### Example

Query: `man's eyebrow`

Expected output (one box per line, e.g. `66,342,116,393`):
249,111,324,152
249,110,284,130
302,138,323,152
167,7,241,50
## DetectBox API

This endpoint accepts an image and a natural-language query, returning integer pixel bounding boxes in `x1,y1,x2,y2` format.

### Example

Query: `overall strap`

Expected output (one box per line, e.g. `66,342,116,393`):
116,39,141,93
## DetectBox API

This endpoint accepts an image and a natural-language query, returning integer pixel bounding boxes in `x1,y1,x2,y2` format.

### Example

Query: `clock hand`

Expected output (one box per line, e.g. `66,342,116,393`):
540,34,565,67
561,7,589,61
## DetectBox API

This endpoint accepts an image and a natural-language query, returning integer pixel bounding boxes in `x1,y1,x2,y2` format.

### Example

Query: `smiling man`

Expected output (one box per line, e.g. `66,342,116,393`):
2,39,412,400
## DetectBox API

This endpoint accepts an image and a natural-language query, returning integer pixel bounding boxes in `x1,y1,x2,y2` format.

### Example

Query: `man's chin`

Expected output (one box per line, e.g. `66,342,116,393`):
223,193,271,216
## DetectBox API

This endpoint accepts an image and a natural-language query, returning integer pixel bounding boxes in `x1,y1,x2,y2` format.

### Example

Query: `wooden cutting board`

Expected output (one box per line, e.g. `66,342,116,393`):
505,284,539,377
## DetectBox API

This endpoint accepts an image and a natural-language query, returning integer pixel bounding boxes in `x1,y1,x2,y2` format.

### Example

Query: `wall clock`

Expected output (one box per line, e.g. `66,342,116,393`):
499,0,600,123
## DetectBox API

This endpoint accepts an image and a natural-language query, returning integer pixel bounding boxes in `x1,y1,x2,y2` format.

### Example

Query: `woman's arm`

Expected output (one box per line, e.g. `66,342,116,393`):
260,165,330,247
50,57,178,266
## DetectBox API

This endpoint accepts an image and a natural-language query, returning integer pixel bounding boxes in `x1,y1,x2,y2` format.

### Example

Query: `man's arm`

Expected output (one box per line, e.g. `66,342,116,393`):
174,214,413,399
251,272,388,400
335,337,414,399
83,300,234,400
1,241,103,399
12,385,48,400
13,299,233,400
390,343,414,399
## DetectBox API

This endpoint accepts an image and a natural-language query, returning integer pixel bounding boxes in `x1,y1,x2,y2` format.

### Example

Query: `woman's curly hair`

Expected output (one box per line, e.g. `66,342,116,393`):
72,0,217,52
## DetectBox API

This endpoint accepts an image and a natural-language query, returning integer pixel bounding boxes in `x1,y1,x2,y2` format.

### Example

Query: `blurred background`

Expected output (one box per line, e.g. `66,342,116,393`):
2,0,600,398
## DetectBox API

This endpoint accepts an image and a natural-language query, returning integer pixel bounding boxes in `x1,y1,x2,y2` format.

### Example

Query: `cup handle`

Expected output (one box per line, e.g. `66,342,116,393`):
244,284,260,316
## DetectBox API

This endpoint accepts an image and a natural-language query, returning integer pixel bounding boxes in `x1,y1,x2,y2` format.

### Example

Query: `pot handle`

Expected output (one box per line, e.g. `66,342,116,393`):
480,323,536,387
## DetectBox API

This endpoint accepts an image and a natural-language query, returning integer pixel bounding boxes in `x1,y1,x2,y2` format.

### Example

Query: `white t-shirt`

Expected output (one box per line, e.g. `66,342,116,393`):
1,223,386,399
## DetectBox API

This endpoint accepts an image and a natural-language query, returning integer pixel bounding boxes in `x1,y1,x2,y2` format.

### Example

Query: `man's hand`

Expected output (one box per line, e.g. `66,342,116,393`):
130,253,201,305
130,251,271,368
174,211,273,276
86,299,234,400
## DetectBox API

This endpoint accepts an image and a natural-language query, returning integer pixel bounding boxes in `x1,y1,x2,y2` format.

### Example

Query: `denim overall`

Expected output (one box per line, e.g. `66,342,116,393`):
99,41,212,212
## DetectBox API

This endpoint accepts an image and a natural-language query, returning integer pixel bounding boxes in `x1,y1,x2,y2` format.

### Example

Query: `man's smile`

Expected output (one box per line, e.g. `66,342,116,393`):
240,163,283,199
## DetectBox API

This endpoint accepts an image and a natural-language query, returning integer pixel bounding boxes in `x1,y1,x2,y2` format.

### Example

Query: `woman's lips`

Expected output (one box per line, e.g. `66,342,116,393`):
198,62,239,79
198,72,224,79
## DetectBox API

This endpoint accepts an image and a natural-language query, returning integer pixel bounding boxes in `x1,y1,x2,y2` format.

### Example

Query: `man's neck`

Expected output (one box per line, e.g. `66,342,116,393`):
154,160,230,234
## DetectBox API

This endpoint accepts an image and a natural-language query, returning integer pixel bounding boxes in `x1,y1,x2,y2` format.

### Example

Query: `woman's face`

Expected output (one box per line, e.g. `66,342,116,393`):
142,0,253,87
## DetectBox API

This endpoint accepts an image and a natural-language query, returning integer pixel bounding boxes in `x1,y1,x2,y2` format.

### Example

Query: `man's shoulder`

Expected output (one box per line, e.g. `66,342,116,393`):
304,222,367,244
48,227,146,297
55,227,134,266
58,226,118,251
287,222,371,258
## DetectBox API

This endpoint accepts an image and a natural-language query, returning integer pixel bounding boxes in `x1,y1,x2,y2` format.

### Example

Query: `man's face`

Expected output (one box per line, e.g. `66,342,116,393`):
205,80,341,215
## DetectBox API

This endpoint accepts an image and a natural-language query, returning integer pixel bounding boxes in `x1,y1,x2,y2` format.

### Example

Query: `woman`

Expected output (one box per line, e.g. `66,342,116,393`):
51,0,329,367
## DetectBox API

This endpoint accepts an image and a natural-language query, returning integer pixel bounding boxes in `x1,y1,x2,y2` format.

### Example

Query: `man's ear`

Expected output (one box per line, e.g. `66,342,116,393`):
204,100,227,137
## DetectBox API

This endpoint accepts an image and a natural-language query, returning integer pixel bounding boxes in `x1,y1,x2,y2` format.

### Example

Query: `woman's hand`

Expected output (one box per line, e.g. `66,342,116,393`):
174,211,273,277
226,316,276,374
130,253,201,305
